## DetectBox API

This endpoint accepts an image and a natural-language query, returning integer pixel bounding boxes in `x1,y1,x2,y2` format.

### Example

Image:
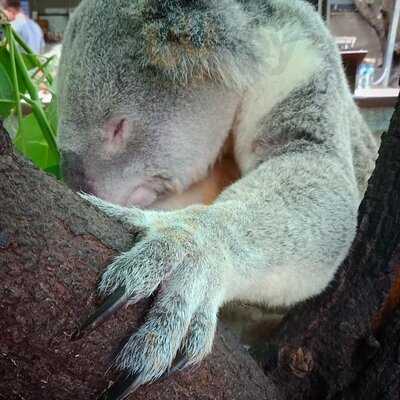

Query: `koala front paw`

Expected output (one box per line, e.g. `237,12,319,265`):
76,195,224,400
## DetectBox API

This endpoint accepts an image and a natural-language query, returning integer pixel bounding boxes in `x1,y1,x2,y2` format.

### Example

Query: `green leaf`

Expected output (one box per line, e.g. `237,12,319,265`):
44,164,61,178
45,95,58,135
21,53,39,71
0,61,14,99
0,59,15,117
0,47,27,95
0,99,14,117
14,112,60,177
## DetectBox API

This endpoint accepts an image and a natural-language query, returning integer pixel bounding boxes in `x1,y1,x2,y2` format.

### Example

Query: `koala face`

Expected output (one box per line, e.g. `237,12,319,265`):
57,0,240,208
59,74,238,208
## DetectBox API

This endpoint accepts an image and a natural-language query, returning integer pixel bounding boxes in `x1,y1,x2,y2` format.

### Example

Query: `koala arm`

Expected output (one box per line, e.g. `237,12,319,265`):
206,71,362,306
203,147,359,306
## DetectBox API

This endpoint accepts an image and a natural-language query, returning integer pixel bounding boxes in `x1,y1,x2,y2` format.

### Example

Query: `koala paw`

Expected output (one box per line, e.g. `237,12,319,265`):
76,194,224,400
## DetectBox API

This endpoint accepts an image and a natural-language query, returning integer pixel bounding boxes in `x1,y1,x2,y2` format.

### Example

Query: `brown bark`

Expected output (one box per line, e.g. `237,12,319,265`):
0,122,274,400
341,308,400,400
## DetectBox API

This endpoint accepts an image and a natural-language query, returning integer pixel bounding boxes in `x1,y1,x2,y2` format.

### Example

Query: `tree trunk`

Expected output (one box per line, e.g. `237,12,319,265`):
263,97,400,399
1,93,400,400
341,308,400,400
0,122,275,400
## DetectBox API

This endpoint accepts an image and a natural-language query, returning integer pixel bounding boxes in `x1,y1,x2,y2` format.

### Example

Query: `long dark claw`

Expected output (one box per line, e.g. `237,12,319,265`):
170,353,190,374
72,286,129,340
97,371,144,400
160,350,190,382
98,353,190,400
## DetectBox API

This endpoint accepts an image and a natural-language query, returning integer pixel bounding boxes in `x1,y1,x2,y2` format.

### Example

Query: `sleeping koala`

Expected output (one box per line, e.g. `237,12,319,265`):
57,0,379,398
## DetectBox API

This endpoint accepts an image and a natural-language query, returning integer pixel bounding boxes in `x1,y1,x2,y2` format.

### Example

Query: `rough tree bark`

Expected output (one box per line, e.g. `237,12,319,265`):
341,308,400,400
1,94,400,399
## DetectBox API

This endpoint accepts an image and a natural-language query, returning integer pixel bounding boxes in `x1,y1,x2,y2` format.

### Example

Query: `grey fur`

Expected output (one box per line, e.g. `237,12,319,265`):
58,0,379,386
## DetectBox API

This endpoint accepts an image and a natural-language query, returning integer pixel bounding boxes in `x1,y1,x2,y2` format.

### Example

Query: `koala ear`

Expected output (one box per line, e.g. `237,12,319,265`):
124,0,265,88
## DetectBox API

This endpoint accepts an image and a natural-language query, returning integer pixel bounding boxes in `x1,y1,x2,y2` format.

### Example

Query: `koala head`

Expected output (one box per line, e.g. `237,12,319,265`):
57,0,264,208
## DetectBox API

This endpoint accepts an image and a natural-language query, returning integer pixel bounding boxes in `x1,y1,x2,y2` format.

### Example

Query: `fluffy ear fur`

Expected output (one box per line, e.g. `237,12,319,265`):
124,0,266,88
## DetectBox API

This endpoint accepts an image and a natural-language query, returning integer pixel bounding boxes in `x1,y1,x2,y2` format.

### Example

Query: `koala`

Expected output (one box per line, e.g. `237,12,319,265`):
57,0,379,398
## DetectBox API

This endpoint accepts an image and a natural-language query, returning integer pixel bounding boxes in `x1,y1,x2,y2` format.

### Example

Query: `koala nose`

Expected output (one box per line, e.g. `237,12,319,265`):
61,151,93,193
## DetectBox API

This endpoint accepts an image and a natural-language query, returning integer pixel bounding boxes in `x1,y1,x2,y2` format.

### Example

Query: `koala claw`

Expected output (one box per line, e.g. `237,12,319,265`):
163,350,191,377
72,286,129,341
97,351,190,400
97,371,144,400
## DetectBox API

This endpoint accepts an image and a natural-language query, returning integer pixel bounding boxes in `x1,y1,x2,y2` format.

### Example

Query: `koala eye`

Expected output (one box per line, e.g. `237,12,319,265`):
113,118,127,139
104,117,129,146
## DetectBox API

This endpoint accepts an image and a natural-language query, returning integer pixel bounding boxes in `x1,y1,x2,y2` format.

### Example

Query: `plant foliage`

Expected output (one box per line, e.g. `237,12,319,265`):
0,11,60,177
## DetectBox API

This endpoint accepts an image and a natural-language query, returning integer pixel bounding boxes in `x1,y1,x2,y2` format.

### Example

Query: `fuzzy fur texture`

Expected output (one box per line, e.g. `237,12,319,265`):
58,0,379,390
126,0,268,88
